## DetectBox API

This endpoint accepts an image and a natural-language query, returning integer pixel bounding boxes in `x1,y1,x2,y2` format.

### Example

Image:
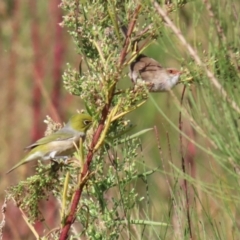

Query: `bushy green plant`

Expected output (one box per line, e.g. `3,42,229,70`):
4,1,240,240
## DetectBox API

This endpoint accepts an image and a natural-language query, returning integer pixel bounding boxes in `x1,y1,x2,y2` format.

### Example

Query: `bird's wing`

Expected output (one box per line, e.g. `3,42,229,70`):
133,60,147,72
25,132,74,150
142,58,162,71
139,59,163,82
134,56,162,72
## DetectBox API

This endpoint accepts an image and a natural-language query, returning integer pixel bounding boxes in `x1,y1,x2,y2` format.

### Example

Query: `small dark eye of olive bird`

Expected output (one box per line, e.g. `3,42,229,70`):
84,120,92,125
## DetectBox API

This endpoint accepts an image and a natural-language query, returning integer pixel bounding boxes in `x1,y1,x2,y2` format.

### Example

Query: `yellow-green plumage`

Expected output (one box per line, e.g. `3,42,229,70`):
7,113,92,173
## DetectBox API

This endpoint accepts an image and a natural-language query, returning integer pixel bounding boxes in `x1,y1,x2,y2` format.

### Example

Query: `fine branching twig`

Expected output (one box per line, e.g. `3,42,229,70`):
59,5,144,239
119,4,142,66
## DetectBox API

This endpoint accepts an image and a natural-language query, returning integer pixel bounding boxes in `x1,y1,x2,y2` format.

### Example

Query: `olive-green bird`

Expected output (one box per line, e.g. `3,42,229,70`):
7,113,92,173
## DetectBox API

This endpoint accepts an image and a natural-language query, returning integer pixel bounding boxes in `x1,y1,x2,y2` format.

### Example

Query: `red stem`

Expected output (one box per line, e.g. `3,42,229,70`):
59,4,141,238
50,0,65,119
6,0,19,172
30,0,44,142
7,0,19,126
59,103,110,239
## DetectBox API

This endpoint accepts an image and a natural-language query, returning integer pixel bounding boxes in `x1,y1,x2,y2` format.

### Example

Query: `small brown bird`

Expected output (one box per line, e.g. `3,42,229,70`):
129,54,182,92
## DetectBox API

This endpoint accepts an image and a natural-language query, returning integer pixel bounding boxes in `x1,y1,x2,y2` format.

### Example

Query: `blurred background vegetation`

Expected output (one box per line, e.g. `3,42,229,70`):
1,0,240,239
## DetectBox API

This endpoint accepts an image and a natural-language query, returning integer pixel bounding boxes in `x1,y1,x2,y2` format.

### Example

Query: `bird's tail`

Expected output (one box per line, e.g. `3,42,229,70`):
6,154,33,174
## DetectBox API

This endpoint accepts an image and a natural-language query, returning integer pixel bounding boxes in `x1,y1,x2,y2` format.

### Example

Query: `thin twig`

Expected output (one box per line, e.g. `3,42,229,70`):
153,1,240,114
0,197,8,240
202,0,226,43
119,4,142,66
202,0,238,67
154,126,172,187
179,86,187,158
179,86,193,239
132,24,153,42
169,90,216,148
19,208,40,239
74,0,90,72
231,2,238,21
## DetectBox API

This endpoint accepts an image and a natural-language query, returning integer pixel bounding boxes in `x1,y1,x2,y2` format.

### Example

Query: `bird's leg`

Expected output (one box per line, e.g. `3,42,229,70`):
147,82,154,91
49,156,69,171
62,156,70,164
50,159,61,172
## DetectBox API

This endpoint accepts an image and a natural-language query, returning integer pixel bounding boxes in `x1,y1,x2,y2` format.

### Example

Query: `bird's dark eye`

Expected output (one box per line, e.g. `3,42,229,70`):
169,69,174,74
84,120,92,125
